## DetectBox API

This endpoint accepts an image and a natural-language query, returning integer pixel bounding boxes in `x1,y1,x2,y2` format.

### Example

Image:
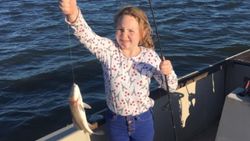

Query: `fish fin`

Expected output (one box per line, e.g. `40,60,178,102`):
83,102,92,109
79,101,84,109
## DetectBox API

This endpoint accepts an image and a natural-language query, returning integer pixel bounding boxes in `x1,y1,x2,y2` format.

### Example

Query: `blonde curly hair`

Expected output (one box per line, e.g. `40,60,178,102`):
114,6,154,49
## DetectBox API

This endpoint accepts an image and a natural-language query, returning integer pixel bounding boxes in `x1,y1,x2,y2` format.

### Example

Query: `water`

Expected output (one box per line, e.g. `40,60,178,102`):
0,0,249,140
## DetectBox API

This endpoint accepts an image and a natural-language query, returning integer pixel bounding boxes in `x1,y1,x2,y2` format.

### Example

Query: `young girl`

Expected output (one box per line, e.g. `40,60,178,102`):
59,0,178,141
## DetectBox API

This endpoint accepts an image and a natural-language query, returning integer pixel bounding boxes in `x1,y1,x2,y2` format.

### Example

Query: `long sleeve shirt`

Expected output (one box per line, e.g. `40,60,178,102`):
68,10,178,116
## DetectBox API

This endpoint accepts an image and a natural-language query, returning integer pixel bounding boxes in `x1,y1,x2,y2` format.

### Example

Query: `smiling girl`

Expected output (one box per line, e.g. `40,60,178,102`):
59,0,178,141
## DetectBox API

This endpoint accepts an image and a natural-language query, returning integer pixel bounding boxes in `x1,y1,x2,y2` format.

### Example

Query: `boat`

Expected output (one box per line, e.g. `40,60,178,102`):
37,49,250,141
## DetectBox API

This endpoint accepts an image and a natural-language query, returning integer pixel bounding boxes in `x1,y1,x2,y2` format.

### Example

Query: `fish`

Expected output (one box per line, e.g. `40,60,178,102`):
69,83,97,134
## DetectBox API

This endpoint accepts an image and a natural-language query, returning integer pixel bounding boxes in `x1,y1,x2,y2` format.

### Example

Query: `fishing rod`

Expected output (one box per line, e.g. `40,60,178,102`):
147,0,178,141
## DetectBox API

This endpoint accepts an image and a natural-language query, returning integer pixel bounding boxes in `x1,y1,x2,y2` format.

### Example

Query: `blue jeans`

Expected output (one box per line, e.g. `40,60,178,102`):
105,109,154,141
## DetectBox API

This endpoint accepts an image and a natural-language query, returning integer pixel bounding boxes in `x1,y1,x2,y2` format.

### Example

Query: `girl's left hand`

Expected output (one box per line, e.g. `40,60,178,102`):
160,59,173,76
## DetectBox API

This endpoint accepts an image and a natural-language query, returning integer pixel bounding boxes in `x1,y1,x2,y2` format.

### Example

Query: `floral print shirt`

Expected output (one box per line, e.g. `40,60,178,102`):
68,11,178,116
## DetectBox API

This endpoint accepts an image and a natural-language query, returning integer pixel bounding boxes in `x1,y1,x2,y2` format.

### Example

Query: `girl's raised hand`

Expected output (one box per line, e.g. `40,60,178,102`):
59,0,78,23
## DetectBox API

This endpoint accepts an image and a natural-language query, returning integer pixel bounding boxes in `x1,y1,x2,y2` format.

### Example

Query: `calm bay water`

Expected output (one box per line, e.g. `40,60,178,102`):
0,0,250,140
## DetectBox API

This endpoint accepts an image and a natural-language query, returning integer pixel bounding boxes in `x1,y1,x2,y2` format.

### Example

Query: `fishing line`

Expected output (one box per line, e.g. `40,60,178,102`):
67,25,76,83
147,0,178,141
148,0,170,92
148,0,163,58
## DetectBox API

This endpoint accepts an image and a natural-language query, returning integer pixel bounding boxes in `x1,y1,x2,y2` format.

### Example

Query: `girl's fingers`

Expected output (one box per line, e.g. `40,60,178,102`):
160,60,173,75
